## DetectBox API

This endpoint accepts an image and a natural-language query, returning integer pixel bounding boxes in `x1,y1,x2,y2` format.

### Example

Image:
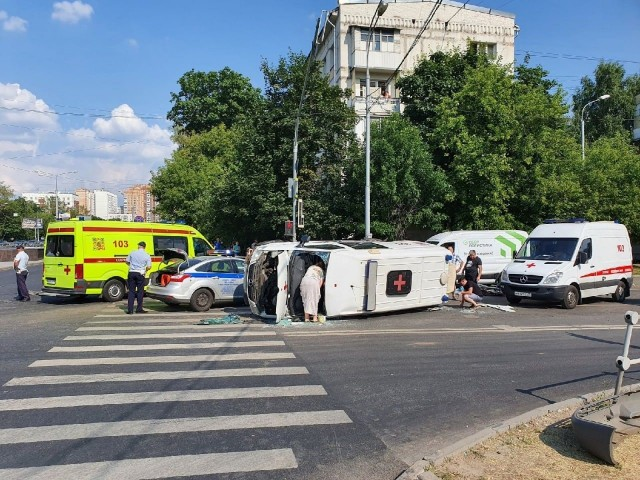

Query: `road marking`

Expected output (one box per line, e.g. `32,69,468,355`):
94,310,251,318
5,367,310,386
76,325,266,331
49,340,285,352
86,318,262,325
30,352,295,367
0,449,298,479
0,385,327,411
64,331,276,340
278,324,628,337
0,410,352,444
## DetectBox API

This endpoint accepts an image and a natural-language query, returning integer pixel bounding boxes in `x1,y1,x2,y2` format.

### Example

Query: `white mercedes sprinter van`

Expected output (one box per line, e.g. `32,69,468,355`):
500,220,632,309
426,230,528,283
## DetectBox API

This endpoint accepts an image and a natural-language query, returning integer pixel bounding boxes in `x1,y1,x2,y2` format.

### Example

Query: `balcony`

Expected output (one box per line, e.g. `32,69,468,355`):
351,49,401,71
349,96,402,117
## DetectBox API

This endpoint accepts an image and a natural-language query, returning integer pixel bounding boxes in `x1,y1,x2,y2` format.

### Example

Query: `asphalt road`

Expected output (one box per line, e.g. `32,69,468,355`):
0,265,639,479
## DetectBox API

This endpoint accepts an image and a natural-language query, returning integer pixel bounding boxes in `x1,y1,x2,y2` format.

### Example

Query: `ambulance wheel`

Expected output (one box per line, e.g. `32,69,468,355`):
190,288,213,312
561,285,579,309
505,293,521,305
103,279,125,302
612,281,627,303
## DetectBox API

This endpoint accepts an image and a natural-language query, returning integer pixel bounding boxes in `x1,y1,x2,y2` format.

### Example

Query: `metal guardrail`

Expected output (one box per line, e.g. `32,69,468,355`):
615,310,640,395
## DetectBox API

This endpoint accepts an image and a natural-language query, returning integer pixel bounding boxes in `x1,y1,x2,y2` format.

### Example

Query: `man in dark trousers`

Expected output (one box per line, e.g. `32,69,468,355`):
459,277,483,308
462,249,483,283
125,241,152,314
13,245,30,302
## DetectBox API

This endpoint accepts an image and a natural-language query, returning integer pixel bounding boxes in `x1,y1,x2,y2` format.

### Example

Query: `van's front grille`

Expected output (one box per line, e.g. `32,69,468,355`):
508,274,543,285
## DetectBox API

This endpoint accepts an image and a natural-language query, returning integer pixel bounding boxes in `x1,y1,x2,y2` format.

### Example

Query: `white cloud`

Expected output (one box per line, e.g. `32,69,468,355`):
0,10,28,32
0,83,175,197
52,1,94,24
127,38,139,48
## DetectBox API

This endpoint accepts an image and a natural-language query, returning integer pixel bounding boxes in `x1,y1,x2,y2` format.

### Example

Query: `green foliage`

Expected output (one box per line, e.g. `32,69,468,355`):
578,135,640,238
150,125,237,239
0,184,52,241
167,67,264,134
348,115,451,239
572,61,640,143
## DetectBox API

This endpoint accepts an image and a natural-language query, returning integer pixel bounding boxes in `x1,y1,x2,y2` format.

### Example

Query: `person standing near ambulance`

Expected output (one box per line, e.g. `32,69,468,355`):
125,241,152,314
13,245,30,302
462,249,483,283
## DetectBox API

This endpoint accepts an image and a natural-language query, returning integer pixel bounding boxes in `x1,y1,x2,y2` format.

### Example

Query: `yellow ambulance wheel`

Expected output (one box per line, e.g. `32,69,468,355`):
103,279,126,302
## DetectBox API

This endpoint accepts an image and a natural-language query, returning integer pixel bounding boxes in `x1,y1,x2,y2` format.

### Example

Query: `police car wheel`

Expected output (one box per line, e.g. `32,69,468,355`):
190,288,214,312
103,279,125,302
612,281,627,303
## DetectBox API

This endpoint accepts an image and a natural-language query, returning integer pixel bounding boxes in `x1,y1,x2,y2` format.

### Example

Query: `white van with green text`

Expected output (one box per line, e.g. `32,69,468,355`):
426,230,528,283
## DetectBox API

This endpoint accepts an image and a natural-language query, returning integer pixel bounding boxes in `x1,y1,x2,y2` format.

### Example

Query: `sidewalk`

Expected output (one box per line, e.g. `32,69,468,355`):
0,260,42,271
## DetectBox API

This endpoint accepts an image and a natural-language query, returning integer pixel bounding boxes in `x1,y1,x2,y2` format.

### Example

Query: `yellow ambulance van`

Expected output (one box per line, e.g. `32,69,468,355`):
42,220,213,301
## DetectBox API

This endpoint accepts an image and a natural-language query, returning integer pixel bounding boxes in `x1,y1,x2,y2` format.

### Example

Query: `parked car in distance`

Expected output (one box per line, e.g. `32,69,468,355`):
147,252,246,312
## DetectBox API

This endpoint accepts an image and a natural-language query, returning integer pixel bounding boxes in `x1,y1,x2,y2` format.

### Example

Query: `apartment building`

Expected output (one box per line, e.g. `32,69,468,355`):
75,188,93,215
93,190,119,219
123,184,160,222
22,192,78,211
315,0,516,135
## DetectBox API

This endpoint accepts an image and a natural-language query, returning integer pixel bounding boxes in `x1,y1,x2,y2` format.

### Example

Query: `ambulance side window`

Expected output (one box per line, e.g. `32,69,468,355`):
578,238,592,260
46,235,74,257
193,237,211,256
153,236,188,253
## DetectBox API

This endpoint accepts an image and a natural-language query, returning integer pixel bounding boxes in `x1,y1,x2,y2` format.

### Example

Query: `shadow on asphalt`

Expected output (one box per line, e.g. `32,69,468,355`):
515,371,618,404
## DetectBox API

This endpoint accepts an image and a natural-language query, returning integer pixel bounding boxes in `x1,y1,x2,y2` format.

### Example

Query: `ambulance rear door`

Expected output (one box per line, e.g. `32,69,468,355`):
43,230,77,292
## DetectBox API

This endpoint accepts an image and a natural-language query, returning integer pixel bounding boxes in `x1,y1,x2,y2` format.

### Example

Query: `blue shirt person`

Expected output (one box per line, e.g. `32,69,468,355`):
125,241,152,314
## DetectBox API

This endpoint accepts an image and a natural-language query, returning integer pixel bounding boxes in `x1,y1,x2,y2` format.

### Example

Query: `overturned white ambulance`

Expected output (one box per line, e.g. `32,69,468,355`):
245,238,450,320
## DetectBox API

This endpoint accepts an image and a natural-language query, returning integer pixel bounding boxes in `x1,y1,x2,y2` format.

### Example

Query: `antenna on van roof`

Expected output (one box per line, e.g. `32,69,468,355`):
297,234,310,247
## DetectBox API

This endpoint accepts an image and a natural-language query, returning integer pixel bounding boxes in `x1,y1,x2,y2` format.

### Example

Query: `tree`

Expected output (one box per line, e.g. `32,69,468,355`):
572,61,640,143
347,114,451,239
211,52,360,243
578,134,640,240
150,125,237,239
167,67,264,134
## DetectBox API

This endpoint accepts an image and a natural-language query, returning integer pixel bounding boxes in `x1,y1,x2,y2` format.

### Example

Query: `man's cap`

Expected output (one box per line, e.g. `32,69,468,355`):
16,245,24,249
138,241,146,247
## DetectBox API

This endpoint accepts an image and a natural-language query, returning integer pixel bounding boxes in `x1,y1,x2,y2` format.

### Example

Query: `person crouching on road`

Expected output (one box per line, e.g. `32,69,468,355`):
300,257,325,322
459,277,483,309
125,241,152,314
13,245,30,302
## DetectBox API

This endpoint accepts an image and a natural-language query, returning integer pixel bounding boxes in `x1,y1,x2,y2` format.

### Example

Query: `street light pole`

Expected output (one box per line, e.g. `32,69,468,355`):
365,0,388,240
581,94,610,160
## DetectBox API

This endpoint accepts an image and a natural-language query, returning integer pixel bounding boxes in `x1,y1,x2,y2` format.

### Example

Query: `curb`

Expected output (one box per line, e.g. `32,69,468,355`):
395,382,640,480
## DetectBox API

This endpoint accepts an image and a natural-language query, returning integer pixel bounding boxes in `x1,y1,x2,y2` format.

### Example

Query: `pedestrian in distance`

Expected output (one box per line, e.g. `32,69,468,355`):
462,249,483,283
13,245,30,302
459,277,483,309
300,257,325,322
125,241,152,314
445,245,463,296
232,240,241,256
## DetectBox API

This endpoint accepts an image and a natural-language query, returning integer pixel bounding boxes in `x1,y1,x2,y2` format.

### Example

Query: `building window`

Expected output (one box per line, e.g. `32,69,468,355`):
469,41,497,59
359,79,388,98
360,28,394,52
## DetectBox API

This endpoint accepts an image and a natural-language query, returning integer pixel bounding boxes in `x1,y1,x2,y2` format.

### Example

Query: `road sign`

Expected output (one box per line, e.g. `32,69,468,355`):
21,218,35,229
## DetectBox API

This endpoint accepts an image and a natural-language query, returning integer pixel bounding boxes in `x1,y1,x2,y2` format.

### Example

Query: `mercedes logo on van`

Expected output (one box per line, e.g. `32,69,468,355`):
520,276,528,284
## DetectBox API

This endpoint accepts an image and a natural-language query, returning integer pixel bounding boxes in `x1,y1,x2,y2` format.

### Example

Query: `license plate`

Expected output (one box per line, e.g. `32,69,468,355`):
46,279,56,285
514,291,532,297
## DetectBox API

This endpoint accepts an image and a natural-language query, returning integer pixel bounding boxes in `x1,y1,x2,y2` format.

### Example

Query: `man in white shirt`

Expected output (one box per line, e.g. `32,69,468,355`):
125,241,152,314
13,245,30,302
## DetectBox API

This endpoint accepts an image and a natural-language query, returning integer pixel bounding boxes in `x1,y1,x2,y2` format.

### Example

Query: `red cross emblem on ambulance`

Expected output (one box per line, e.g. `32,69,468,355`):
386,270,412,296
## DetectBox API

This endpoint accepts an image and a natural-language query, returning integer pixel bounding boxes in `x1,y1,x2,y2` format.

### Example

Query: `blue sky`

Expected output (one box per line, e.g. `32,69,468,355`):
0,0,638,198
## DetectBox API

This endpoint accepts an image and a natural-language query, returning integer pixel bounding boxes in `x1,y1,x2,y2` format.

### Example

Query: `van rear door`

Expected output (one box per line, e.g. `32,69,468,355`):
43,233,77,292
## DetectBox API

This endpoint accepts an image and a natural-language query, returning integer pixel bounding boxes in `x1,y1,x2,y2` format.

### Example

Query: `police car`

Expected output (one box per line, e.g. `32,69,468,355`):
147,250,245,311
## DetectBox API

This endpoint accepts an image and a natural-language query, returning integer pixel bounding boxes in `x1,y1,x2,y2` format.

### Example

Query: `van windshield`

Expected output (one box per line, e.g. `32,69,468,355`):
515,237,578,262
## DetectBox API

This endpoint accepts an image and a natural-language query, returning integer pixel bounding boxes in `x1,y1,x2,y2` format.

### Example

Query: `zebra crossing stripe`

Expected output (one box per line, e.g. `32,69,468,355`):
64,331,276,340
0,385,327,411
0,410,353,444
77,325,268,331
30,352,295,367
5,367,309,386
0,449,298,479
86,318,261,324
49,340,285,352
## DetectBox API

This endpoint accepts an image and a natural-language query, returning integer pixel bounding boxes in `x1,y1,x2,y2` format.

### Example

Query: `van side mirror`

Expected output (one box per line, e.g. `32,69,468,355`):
512,250,516,259
576,251,587,265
